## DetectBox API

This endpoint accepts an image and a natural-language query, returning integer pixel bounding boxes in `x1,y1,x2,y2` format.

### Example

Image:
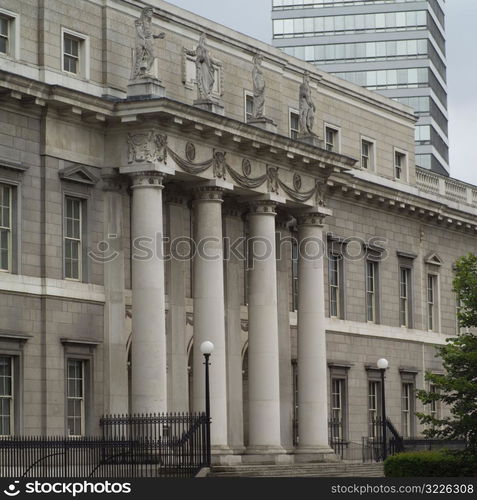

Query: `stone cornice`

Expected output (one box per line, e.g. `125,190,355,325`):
328,171,477,234
0,157,30,173
0,71,357,176
114,98,357,172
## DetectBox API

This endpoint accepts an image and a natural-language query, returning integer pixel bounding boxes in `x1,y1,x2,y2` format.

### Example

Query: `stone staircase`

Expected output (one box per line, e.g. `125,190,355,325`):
208,462,384,478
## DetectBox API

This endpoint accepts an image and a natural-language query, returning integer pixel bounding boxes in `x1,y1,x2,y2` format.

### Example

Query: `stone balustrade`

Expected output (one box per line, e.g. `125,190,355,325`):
416,167,477,207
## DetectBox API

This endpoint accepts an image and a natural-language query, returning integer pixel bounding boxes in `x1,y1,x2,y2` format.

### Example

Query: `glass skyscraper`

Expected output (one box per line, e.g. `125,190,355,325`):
272,0,449,175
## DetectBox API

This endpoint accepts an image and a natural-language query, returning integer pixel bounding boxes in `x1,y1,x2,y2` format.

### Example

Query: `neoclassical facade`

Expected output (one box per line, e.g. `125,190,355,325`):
0,0,476,463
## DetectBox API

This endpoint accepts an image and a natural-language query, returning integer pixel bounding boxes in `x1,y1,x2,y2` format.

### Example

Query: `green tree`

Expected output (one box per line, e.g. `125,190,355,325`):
417,253,477,454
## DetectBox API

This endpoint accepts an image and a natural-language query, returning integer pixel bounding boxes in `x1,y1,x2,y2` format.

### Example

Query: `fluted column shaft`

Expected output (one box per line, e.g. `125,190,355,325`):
192,186,228,448
130,172,167,414
247,200,283,451
296,208,333,454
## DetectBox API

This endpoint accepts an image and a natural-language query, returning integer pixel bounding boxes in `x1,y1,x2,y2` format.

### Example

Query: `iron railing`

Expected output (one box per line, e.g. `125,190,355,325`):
0,413,210,478
100,412,210,477
362,418,404,462
328,419,367,462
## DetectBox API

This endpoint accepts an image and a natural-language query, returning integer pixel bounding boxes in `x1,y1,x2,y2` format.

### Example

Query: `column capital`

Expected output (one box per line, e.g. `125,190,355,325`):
193,179,234,202
194,185,225,202
129,171,165,190
248,199,277,216
296,206,333,227
119,161,175,180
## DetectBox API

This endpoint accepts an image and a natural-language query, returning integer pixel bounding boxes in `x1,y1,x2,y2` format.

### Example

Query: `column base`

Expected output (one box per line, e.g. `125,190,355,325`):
248,116,278,133
243,445,292,464
294,445,339,463
297,133,323,148
211,445,244,466
127,77,166,99
193,98,225,115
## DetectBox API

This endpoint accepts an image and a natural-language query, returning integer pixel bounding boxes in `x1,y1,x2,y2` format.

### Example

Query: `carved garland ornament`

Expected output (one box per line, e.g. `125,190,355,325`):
126,131,324,204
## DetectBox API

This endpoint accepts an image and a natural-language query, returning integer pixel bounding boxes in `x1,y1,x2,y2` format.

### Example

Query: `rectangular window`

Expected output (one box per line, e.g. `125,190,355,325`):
0,356,13,436
63,34,80,74
292,239,299,311
331,378,344,425
64,197,82,281
401,382,414,437
361,140,370,169
429,384,440,420
67,359,84,437
0,16,9,54
361,139,374,170
399,267,411,327
61,29,89,79
325,126,339,152
366,260,377,323
0,184,12,272
395,151,406,180
245,93,253,122
368,380,381,437
292,361,298,446
427,274,437,331
290,110,299,139
329,254,341,318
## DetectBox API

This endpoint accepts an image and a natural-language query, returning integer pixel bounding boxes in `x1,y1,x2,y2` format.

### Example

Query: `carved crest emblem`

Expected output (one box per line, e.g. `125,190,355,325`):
213,150,227,179
127,131,168,164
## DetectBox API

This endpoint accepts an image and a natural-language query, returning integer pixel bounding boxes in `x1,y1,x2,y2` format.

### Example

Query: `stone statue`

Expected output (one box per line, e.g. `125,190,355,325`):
252,53,265,119
195,33,215,101
299,71,316,136
132,7,165,79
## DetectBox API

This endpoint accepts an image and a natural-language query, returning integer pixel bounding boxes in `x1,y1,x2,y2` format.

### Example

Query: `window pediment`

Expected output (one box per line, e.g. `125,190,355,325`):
58,164,99,185
425,252,442,266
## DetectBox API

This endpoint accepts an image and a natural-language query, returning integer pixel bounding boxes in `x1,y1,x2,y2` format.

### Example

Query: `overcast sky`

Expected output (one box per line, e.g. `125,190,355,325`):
165,0,477,185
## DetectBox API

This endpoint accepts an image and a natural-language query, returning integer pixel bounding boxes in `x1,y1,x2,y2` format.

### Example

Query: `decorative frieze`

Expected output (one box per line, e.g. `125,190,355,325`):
140,136,327,204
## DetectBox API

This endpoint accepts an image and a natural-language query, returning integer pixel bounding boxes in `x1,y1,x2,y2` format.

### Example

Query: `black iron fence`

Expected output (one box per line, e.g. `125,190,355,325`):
328,418,406,463
328,420,367,462
362,418,404,462
0,413,210,478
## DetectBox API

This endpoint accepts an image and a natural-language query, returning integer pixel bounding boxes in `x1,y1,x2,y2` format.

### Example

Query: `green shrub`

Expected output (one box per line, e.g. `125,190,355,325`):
384,450,477,477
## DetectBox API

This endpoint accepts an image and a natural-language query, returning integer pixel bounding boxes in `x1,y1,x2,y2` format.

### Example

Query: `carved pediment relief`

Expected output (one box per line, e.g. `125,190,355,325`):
58,163,100,185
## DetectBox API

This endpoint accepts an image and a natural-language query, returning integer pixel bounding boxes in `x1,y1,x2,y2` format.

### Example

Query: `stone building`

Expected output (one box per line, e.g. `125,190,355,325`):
0,0,475,463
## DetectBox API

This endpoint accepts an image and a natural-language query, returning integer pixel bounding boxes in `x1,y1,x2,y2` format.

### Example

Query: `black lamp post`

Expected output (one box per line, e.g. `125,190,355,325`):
377,358,389,461
200,341,214,467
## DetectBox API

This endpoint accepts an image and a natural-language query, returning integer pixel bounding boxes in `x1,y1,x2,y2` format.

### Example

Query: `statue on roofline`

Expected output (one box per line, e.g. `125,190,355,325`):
132,7,165,80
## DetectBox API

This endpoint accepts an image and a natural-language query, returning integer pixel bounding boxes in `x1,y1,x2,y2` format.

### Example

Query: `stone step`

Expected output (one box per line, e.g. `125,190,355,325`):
208,463,384,478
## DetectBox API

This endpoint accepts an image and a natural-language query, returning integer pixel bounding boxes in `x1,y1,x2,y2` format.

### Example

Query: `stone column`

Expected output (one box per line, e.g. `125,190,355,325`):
192,181,230,450
276,218,295,450
296,206,334,460
102,170,128,415
129,171,168,414
223,206,246,452
247,199,284,454
165,193,189,412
